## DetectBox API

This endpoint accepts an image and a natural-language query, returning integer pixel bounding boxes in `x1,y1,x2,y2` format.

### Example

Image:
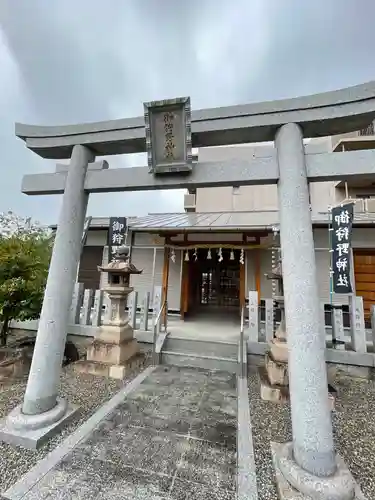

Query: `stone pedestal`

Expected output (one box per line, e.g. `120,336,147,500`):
75,324,144,380
271,442,366,499
74,292,144,379
260,297,290,404
74,247,145,380
260,300,337,409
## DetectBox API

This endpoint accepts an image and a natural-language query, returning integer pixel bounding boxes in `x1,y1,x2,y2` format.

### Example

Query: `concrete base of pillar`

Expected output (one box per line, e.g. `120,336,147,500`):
271,442,367,500
0,398,79,450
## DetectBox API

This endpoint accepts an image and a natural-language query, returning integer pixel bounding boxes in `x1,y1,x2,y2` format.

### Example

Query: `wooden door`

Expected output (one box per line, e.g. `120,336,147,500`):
353,250,375,318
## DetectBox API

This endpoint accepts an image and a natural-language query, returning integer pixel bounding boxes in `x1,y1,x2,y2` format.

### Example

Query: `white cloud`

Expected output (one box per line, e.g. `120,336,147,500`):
0,0,375,223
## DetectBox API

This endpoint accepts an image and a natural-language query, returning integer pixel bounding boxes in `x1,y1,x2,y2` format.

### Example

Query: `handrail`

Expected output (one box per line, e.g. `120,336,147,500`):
155,300,166,328
239,306,245,378
152,299,167,365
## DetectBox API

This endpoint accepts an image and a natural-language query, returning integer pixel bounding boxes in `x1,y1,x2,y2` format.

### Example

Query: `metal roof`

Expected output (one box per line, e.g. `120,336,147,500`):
130,210,375,231
49,211,375,232
128,211,279,231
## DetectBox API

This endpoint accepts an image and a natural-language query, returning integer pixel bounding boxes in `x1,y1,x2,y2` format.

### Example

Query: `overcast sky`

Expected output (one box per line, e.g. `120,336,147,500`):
0,0,375,225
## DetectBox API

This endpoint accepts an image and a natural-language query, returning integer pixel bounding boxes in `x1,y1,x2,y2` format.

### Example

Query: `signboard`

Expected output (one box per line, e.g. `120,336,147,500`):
143,96,192,174
331,203,354,294
248,290,259,342
108,217,127,261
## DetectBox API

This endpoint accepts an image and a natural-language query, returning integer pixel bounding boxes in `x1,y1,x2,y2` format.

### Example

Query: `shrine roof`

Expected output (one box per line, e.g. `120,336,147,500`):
128,211,278,231
49,210,375,232
128,210,375,231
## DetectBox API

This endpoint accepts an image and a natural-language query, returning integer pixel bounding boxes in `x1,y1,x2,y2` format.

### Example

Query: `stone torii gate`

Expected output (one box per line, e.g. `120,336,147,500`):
3,83,375,498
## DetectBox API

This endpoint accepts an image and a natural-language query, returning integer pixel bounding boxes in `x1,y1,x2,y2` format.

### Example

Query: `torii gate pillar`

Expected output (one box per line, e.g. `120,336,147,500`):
0,145,96,448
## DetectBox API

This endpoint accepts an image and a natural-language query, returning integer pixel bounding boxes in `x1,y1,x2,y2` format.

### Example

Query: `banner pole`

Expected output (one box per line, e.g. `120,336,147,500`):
328,208,336,345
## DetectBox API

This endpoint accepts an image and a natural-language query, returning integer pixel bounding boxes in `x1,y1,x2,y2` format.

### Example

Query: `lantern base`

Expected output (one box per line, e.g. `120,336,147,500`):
96,323,134,344
87,337,139,366
74,353,145,381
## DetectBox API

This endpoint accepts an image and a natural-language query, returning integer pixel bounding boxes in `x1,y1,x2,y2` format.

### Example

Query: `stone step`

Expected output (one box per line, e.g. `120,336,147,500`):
164,337,238,360
161,351,239,374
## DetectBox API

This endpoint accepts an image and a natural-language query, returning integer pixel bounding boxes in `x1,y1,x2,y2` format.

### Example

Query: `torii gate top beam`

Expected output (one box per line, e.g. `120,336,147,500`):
15,81,375,159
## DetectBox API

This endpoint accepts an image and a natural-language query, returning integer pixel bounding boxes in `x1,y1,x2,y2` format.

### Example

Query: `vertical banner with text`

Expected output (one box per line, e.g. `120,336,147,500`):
331,203,354,294
108,217,127,262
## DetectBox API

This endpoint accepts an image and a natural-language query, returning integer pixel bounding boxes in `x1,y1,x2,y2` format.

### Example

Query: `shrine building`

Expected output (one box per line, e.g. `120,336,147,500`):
52,133,375,324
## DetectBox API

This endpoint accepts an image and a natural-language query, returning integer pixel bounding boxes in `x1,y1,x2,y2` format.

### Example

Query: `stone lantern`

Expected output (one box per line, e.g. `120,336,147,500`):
260,256,289,403
260,257,337,409
78,246,144,379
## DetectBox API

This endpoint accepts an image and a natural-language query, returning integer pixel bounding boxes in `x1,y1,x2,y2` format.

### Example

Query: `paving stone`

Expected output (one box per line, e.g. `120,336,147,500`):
177,438,236,491
89,463,173,499
10,367,237,499
190,421,237,450
22,468,102,499
129,412,193,435
169,478,233,500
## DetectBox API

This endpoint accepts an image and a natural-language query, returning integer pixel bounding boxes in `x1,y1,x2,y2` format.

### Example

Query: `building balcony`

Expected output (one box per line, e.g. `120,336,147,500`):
332,122,375,189
334,197,375,216
332,123,375,153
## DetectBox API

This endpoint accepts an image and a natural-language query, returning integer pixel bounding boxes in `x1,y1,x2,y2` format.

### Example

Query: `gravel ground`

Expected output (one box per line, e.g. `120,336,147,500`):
0,351,151,493
248,371,375,500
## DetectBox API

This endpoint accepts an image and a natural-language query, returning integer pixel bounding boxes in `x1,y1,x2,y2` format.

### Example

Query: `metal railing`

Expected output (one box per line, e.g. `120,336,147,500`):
359,123,374,136
239,305,246,378
152,300,168,365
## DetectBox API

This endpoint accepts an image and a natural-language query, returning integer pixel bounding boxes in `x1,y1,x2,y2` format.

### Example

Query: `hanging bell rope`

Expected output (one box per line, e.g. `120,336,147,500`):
170,248,176,263
218,247,223,262
271,225,279,336
239,248,245,265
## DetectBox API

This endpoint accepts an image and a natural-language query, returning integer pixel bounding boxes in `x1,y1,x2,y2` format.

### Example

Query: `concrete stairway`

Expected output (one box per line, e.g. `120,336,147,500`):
161,336,239,373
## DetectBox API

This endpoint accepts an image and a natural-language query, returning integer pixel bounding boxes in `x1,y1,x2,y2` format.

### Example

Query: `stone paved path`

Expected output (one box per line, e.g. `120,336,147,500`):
21,366,237,499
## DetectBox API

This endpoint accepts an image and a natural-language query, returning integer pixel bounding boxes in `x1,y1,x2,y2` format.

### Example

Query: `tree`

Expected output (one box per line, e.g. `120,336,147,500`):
0,212,52,346
0,211,49,240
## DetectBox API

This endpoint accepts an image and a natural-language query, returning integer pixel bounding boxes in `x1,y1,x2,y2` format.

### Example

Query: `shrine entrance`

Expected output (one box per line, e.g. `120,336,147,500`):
181,249,242,320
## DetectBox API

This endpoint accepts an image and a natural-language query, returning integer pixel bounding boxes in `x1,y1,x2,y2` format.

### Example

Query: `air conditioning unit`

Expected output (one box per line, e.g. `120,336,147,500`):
184,193,196,212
